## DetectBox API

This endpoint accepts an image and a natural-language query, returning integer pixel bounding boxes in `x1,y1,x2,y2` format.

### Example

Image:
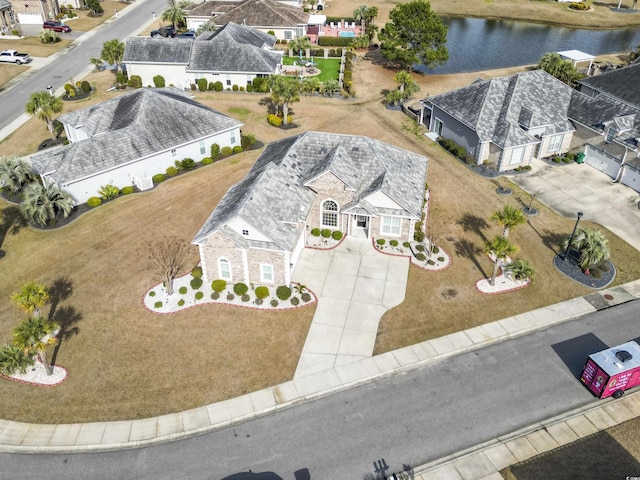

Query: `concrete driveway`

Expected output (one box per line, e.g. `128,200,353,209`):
510,159,640,251
292,237,409,378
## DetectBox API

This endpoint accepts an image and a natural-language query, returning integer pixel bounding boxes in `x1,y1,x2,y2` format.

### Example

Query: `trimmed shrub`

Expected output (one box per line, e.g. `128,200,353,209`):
190,277,203,290
270,299,279,307
390,239,398,247
301,292,311,303
562,156,572,164
190,83,196,90
318,37,352,47
221,146,232,157
166,166,178,177
291,296,300,306
255,298,263,305
213,81,223,92
276,285,292,301
192,266,203,278
241,294,250,302
227,293,235,301
178,299,185,306
252,77,267,92
427,259,435,265
211,279,227,293
179,158,196,171
403,242,411,248
416,244,425,252
195,291,204,300
416,253,426,261
255,286,269,299
438,137,467,160
332,230,343,241
179,286,188,295
232,84,239,91
154,301,163,308
197,78,208,91
128,75,142,88
116,72,127,85
211,292,220,300
120,186,135,195
153,75,166,88
232,145,243,154
99,184,120,200
246,84,253,92
152,173,165,185
211,143,221,159
233,283,248,295
553,156,562,163
438,256,445,262
81,80,91,93
376,238,386,246
208,81,215,91
432,246,440,254
87,196,102,208
321,229,331,238
201,157,213,165
414,222,425,243
311,228,321,237
149,291,156,297
241,133,256,149
267,114,282,127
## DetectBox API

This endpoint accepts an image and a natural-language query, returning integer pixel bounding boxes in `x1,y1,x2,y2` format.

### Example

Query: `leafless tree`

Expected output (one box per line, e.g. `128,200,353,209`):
147,237,190,295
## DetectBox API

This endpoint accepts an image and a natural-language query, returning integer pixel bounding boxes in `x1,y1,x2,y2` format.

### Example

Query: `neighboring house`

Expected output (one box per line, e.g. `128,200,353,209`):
184,0,309,41
10,0,58,24
420,70,576,172
30,88,243,205
123,22,282,90
0,0,16,33
193,132,428,286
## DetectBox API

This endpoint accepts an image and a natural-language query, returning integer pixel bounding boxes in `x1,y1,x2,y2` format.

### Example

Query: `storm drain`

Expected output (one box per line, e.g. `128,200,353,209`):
583,286,636,310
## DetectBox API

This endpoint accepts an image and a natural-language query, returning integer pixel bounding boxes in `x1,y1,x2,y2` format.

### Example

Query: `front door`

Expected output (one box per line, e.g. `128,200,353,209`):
352,215,369,238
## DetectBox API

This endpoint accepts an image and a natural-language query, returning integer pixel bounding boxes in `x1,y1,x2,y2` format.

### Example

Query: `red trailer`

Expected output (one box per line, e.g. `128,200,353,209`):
581,340,640,399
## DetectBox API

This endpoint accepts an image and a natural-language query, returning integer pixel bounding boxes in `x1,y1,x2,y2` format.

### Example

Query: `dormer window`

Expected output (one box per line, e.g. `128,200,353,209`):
605,127,617,143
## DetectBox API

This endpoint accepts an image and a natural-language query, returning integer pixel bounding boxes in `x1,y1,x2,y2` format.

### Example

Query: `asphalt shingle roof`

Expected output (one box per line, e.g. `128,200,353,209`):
579,63,640,109
201,0,309,27
123,37,192,63
193,132,428,251
30,88,242,185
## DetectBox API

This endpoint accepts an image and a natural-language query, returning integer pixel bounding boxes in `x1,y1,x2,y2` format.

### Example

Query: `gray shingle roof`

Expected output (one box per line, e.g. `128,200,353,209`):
185,0,236,17
123,37,192,64
579,63,640,109
30,88,242,185
193,132,428,251
204,0,309,27
188,22,281,73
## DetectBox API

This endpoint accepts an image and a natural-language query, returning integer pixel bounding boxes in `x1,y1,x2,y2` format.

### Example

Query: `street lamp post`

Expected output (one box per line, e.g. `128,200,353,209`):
563,211,584,261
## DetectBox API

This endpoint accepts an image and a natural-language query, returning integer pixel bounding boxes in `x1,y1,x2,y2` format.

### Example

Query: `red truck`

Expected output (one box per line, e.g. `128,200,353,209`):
581,340,640,399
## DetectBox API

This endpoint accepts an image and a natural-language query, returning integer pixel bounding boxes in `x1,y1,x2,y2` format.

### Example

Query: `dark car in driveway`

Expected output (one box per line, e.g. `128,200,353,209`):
176,31,196,39
150,25,176,37
43,21,72,33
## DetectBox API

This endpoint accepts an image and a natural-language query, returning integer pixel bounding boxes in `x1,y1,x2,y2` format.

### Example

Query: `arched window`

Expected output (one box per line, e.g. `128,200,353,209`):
321,200,338,228
218,258,232,281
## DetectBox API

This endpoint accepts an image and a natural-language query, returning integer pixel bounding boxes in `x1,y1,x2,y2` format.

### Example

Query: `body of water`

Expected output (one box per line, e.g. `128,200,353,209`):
417,17,640,74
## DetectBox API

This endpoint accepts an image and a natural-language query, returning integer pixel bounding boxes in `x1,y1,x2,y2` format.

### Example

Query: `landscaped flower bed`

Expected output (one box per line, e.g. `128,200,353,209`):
373,238,451,270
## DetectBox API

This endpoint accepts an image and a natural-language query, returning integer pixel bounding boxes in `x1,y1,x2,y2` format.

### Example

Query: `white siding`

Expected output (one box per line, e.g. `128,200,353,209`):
365,191,403,210
125,63,189,90
227,218,273,242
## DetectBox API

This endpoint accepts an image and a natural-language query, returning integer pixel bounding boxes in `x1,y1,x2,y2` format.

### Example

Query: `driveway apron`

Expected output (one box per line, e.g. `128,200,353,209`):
292,237,409,378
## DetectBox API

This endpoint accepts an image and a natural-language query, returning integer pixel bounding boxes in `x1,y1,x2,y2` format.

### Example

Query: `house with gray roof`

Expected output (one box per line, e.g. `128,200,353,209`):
184,0,308,41
123,22,282,90
193,132,428,286
30,88,243,205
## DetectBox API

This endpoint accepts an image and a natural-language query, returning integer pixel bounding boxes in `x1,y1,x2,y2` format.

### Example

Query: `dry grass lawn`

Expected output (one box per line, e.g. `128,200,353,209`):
0,36,73,58
0,63,28,91
1,52,639,424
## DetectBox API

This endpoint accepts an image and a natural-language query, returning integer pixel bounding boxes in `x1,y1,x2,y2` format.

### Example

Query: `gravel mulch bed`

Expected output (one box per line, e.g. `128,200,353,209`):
553,251,616,289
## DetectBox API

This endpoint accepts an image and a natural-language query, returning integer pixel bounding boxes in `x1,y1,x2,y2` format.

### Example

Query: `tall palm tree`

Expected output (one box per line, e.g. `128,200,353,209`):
101,39,125,73
0,344,33,376
353,4,369,24
485,235,518,286
563,227,610,271
11,281,50,317
12,316,59,376
162,6,185,29
20,181,74,226
490,205,526,238
0,156,35,194
394,70,420,100
25,91,63,140
504,259,535,282
271,76,300,126
537,52,564,76
289,36,311,55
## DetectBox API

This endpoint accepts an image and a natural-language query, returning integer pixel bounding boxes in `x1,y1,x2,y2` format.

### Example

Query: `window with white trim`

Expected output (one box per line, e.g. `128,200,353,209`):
230,130,236,144
321,200,338,227
548,134,563,153
509,146,525,165
260,264,274,283
226,74,232,86
284,30,293,40
218,258,231,281
199,140,206,155
381,216,401,236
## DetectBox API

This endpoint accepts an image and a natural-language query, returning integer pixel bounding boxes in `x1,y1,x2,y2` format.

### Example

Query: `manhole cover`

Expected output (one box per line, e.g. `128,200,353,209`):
604,294,614,300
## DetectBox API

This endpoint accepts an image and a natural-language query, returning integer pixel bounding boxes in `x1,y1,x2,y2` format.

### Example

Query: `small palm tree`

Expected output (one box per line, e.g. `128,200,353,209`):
302,77,321,95
162,6,185,29
485,235,518,286
11,281,49,317
294,284,307,295
101,39,125,73
25,91,63,139
20,181,74,226
322,79,340,97
504,259,535,282
490,205,526,238
0,156,35,194
289,36,311,55
0,344,34,376
39,29,60,44
12,316,60,376
563,227,610,271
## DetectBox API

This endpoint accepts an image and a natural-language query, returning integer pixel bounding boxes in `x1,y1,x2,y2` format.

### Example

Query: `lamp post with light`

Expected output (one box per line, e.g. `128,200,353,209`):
563,211,583,261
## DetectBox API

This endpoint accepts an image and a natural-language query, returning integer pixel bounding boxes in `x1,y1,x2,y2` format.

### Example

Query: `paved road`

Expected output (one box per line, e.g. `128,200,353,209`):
0,0,168,133
1,301,637,480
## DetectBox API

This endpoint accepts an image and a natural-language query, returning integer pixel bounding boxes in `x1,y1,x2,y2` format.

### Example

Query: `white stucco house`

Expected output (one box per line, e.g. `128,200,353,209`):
123,22,282,90
30,88,243,205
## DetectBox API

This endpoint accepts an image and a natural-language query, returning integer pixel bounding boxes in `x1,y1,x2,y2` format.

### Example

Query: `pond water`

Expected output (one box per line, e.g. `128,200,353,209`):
416,17,640,74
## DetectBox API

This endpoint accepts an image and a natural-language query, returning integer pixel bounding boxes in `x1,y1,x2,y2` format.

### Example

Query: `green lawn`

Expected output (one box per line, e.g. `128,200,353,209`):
283,56,340,82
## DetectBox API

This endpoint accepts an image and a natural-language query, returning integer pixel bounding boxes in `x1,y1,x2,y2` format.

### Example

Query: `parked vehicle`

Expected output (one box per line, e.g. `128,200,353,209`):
581,339,640,399
150,25,176,38
176,31,196,39
43,21,72,33
0,50,32,64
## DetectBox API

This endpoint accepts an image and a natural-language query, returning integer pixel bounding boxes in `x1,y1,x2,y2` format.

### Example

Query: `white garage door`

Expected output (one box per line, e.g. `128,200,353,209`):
584,144,621,180
17,13,44,25
621,165,640,194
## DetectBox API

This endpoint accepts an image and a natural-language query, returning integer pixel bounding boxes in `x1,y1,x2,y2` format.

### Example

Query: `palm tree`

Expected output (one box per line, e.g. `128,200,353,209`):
11,281,49,317
485,235,518,286
353,5,369,24
302,77,321,95
393,70,420,101
25,91,63,139
289,36,311,55
504,259,535,282
12,316,60,376
101,39,125,73
490,205,526,238
537,52,564,76
162,6,185,29
0,344,33,376
196,21,217,35
322,79,340,97
0,156,35,194
563,227,610,271
271,76,300,126
20,181,74,226
39,29,60,44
